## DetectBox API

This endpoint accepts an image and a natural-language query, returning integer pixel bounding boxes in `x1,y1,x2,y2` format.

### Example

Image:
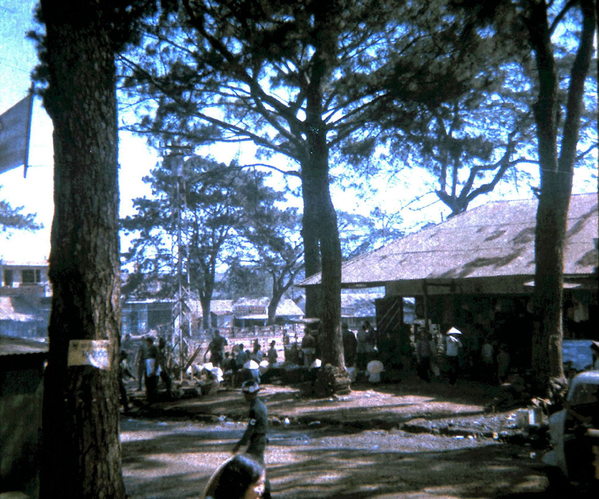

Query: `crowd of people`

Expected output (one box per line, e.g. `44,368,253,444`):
117,322,529,498
119,319,521,413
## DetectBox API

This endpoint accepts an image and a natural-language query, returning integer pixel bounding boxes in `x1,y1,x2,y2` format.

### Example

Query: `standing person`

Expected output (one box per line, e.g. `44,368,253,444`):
144,337,159,403
357,322,376,370
342,323,357,368
205,329,228,368
136,336,150,391
301,330,316,367
202,454,266,499
118,350,134,412
444,327,463,386
496,343,511,384
267,340,278,366
416,328,433,382
233,381,269,464
234,344,249,387
481,336,495,384
157,337,173,398
251,340,264,363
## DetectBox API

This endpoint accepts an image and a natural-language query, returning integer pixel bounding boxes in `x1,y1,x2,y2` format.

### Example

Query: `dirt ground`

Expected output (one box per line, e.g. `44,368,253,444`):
121,375,553,498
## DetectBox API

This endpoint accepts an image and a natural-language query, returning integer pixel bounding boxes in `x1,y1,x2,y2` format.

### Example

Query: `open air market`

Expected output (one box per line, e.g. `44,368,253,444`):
1,1,599,498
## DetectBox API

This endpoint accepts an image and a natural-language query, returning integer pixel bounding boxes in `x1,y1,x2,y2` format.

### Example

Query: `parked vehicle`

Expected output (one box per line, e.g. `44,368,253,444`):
543,370,599,493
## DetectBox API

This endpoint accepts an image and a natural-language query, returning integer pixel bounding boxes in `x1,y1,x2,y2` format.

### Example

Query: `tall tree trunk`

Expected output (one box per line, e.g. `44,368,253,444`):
528,0,596,396
301,0,344,369
302,205,322,319
199,293,211,331
39,2,126,497
267,277,284,325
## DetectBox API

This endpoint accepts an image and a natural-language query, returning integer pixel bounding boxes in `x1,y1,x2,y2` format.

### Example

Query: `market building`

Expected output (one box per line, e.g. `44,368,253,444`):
300,193,598,374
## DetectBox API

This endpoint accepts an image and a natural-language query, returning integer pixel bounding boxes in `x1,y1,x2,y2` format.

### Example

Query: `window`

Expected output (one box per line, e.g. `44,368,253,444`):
3,269,13,287
21,269,41,285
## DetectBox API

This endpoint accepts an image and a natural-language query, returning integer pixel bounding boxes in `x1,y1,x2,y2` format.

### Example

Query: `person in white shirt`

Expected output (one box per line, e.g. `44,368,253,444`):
445,327,463,386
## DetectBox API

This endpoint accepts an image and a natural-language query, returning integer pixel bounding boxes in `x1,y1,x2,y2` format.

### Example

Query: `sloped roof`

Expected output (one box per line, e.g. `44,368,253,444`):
275,298,304,316
0,335,48,357
190,298,303,317
301,193,598,287
341,292,381,316
211,300,234,315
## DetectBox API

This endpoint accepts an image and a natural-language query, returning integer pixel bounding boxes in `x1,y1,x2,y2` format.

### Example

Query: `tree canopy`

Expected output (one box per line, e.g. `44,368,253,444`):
122,154,290,328
0,189,41,233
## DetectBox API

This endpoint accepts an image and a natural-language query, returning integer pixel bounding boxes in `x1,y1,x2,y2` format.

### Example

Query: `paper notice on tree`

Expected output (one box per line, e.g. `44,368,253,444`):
68,339,111,370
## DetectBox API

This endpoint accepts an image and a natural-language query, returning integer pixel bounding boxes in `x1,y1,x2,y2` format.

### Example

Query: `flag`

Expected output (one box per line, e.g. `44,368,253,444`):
0,93,33,176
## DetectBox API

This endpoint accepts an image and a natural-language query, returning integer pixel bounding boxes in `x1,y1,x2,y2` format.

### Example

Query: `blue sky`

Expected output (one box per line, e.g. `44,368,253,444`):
0,0,155,262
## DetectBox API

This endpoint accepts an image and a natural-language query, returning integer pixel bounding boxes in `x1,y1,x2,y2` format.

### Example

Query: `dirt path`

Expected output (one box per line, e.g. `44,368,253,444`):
122,377,552,498
121,417,549,498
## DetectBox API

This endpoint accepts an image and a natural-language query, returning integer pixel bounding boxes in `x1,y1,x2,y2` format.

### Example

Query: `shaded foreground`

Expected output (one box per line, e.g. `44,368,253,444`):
121,378,552,498
121,418,548,498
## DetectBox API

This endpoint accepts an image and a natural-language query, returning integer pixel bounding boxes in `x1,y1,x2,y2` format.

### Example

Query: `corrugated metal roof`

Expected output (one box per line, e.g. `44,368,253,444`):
301,193,598,287
0,335,48,357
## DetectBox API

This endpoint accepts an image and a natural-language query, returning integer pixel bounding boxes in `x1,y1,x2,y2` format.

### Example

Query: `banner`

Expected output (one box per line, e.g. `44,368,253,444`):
0,94,33,175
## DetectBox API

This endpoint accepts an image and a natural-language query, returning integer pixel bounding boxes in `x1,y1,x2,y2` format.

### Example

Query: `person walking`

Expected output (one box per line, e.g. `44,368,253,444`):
444,327,463,386
233,380,269,463
232,380,271,498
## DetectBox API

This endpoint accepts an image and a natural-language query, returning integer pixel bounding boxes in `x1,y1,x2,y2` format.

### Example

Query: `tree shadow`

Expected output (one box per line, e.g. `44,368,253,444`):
121,418,550,498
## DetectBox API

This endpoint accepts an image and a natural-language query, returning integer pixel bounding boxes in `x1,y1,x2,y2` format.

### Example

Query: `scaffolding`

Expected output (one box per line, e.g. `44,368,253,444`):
165,151,193,381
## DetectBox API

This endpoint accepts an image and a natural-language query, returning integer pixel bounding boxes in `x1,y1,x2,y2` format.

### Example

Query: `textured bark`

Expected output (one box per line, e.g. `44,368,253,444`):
301,0,344,369
39,1,125,497
528,0,596,396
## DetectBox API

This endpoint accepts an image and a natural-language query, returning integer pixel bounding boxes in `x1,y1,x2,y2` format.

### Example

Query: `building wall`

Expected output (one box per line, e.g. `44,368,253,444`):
385,276,533,297
0,263,51,298
0,356,45,498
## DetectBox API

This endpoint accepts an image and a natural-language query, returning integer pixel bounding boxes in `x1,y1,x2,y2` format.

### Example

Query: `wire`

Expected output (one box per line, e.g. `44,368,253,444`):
0,57,35,75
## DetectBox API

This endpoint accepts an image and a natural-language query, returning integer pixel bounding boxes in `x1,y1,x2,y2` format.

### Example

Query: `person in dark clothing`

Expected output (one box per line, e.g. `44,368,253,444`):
144,337,159,403
233,380,272,498
342,323,357,367
157,336,173,398
136,337,150,391
205,329,228,367
233,381,268,463
202,454,266,499
416,328,433,382
267,340,278,366
119,350,134,412
301,331,316,367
